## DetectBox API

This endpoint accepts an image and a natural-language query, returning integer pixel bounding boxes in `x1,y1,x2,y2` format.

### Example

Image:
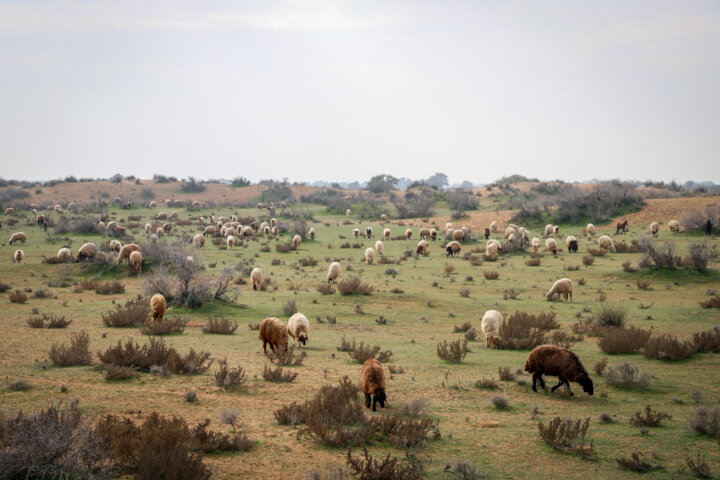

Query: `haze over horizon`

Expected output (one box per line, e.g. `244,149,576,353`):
1,1,719,184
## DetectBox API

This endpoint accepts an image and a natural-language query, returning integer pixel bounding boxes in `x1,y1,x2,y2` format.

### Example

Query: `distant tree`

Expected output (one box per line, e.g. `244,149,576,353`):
231,176,251,187
366,174,399,193
110,173,123,184
458,180,474,189
426,172,449,189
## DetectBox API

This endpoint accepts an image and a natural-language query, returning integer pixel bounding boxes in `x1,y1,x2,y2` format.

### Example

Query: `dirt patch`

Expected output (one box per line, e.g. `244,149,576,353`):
604,196,719,227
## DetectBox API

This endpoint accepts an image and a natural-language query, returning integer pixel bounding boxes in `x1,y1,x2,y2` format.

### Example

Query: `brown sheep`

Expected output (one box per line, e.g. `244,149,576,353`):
484,228,490,239
452,229,465,242
9,232,27,245
445,240,461,257
259,317,288,354
405,228,412,239
150,294,166,323
361,358,387,411
524,345,593,396
546,278,573,302
117,244,141,263
76,242,98,262
129,251,142,274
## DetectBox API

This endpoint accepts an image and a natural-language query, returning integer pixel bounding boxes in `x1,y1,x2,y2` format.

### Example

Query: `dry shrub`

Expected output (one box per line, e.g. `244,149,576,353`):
571,317,602,336
104,364,136,380
26,313,72,329
644,334,697,361
298,257,318,267
95,280,125,295
337,276,374,295
9,290,28,304
616,452,663,473
267,345,307,366
347,448,423,480
453,322,472,333
693,328,720,353
436,339,468,363
582,255,594,266
0,400,114,479
604,362,651,389
400,398,430,417
595,303,627,328
98,337,211,374
372,415,439,450
622,260,636,272
378,256,396,264
565,265,580,271
282,299,298,316
593,358,608,376
214,358,247,391
262,365,298,383
587,247,605,257
101,294,149,327
494,311,559,350
483,270,499,280
275,242,294,253
166,348,213,375
638,237,680,269
191,418,254,452
345,341,392,364
139,315,188,335
248,322,260,330
475,377,499,389
538,417,593,458
629,405,671,427
598,326,651,354
525,257,541,266
635,279,651,290
688,406,720,437
317,283,336,295
0,282,11,293
49,331,92,367
548,331,584,349
33,288,52,299
685,454,712,478
202,317,239,334
699,295,720,309
388,365,404,374
497,366,515,381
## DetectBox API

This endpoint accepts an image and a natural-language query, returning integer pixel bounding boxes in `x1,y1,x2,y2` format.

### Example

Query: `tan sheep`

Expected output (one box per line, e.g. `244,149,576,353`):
287,313,310,347
57,247,73,262
364,247,375,264
308,227,316,240
374,240,384,257
150,294,166,322
546,278,573,302
453,229,465,242
4,207,14,215
446,222,453,230
668,220,681,233
445,240,462,257
109,240,122,253
293,234,302,248
405,228,412,239
162,223,172,232
650,221,659,236
117,244,140,263
598,235,615,252
383,228,391,240
193,234,205,248
380,213,387,222
565,235,578,253
544,224,554,237
227,235,235,248
203,226,216,236
430,228,438,241
545,238,558,255
149,201,157,208
346,209,351,217
586,223,596,237
156,227,164,237
169,211,178,220
145,223,152,234
251,267,263,291
416,240,429,255
531,237,541,254
490,221,498,232
156,212,168,220
353,228,360,240
481,310,503,348
419,228,431,239
129,251,143,274
13,249,24,263
485,241,499,257
272,226,279,236
9,232,26,245
77,242,98,262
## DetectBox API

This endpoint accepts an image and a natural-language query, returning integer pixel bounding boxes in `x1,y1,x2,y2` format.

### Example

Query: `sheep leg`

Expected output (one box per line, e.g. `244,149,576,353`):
550,378,565,393
532,373,546,392
365,393,371,409
262,341,267,355
371,396,377,412
565,380,574,396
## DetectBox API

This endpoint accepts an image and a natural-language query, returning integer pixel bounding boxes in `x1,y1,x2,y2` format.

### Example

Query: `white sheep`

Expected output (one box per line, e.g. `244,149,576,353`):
598,235,615,252
57,247,73,262
169,211,178,220
327,262,341,283
77,242,98,262
485,242,499,257
251,267,263,290
668,220,681,233
129,251,143,274
507,233,517,248
308,227,316,240
405,228,413,239
117,244,140,263
353,228,360,240
445,240,462,257
97,221,106,233
145,223,152,234
375,240,384,256
544,224,554,237
293,234,302,248
156,227,164,237
545,238,558,255
287,313,310,347
346,209,351,217
586,223,596,237
227,235,235,248
13,249,24,263
445,228,454,241
193,234,205,248
149,201,157,208
481,310,503,348
531,237,541,254
380,213,388,222
650,222,659,236
383,228,391,240
416,240,429,255
364,247,375,264
9,232,27,245
490,221,498,232
453,229,465,242
546,278,573,302
4,207,14,215
445,222,453,230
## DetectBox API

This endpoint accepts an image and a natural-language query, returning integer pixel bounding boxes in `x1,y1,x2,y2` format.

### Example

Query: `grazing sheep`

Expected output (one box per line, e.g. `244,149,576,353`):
149,234,159,244
565,235,578,253
272,226,279,236
419,228,431,239
430,228,438,241
256,203,263,210
445,223,453,230
57,247,73,262
117,244,141,263
507,233,517,248
616,220,629,234
650,221,659,236
364,247,375,264
383,228,391,240
129,251,142,274
553,225,559,235
263,226,271,237
327,262,341,283
380,213,387,222
353,228,360,240
227,235,235,248
668,220,681,233
546,278,573,302
361,358,387,412
287,313,310,347
346,209,351,217
545,238,558,255
485,242,499,257
405,228,412,239
156,212,168,220
416,240,429,255
156,227,164,237
76,243,98,262
145,223,152,234
122,201,132,209
13,249,24,263
259,317,288,354
169,211,178,220
36,214,46,225
374,240,384,257
343,195,352,202
481,310,503,348
149,201,157,208
484,228,490,239
164,199,172,207
308,227,315,240
192,200,200,209
96,221,106,233
293,235,302,248
241,226,255,238
445,228,454,241
271,218,278,227
544,224,554,237
365,227,373,239
251,267,263,291
4,207,14,215
453,229,465,242
445,240,462,258
193,234,205,248
531,237,541,254
518,227,531,245
490,221,498,232
598,235,615,252
162,223,172,232
524,345,593,396
8,232,26,245
586,223,596,237
150,294,166,323
505,227,517,239
108,240,121,254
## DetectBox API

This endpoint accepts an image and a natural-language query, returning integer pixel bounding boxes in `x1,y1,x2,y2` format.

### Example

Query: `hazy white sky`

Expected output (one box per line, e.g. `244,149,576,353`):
1,1,719,184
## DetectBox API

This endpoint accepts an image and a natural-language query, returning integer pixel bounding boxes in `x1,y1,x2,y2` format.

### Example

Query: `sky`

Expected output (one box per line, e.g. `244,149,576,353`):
1,0,719,184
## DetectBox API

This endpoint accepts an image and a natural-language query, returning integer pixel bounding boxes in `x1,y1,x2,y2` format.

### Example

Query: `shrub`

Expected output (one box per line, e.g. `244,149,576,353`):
337,276,374,295
214,358,247,391
166,348,213,375
203,317,239,334
27,313,72,329
262,365,298,383
464,327,477,341
644,334,697,361
629,405,671,427
267,345,308,366
436,339,468,363
32,288,52,299
282,299,298,316
538,417,593,457
298,256,318,267
317,283,335,295
685,454,712,478
346,341,392,364
593,358,608,376
497,367,516,381
686,239,720,271
0,282,11,293
9,290,28,304
276,242,294,253
693,328,720,353
483,270,499,280
474,377,499,390
490,395,509,410
598,326,651,354
49,331,92,367
699,295,720,309
638,236,680,269
459,288,470,298
494,311,558,350
525,257,541,266
102,294,149,327
587,247,605,257
582,255,594,266
139,315,188,335
635,279,650,290
401,398,430,417
595,303,627,328
453,322,472,333
604,362,651,389
346,448,423,480
95,280,125,295
616,452,663,473
622,260,637,272
688,406,720,437
8,379,31,391
104,364,136,380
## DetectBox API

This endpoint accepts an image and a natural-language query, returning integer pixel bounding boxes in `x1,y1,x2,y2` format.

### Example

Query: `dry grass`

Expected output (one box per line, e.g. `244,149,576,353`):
139,315,188,335
597,326,651,354
262,365,298,383
101,294,149,327
337,276,374,295
26,313,72,329
616,452,663,473
202,317,239,334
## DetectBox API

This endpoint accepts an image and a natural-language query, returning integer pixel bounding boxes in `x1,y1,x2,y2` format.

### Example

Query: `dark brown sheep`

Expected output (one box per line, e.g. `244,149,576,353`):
259,317,288,354
361,358,387,411
616,220,629,235
524,345,593,396
484,228,490,239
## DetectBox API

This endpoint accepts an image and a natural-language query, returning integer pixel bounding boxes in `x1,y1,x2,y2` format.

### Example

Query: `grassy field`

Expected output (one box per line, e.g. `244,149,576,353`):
1,190,719,479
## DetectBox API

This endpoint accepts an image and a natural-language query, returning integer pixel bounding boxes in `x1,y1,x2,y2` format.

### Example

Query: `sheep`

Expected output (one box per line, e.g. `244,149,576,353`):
484,228,490,239
453,229,465,242
156,227,164,237
108,240,122,253
545,238,558,255
150,294,166,323
364,247,375,264
375,240,384,256
293,235,302,248
485,242,499,257
445,222,453,230
4,207,15,215
544,224,554,237
445,228,454,241
192,200,200,209
507,233,517,248
598,234,615,252
490,221,498,232
546,278,573,302
327,262,341,283
616,220,629,235
668,220,681,233
149,201,157,208
227,235,235,248
270,218,278,227
650,221,659,236
419,228,430,239
156,212,168,220
524,345,593,396
162,223,172,232
122,201,132,209
251,267,263,291
518,227,531,245
57,247,73,262
36,214,46,225
343,195,352,202
405,228,412,239
287,313,310,347
96,251,107,263
13,249,24,263
416,240,429,255
106,221,118,231
553,225,559,235
260,222,269,232
361,358,387,411
586,223,596,237
169,211,178,220
481,310,503,348
76,243,98,262
114,225,126,236
445,240,462,258
505,227,517,239
193,234,205,248
346,209,351,217
164,199,172,207
383,228,391,240
9,232,26,245
272,226,279,236
308,227,316,240
353,228,360,240
149,234,159,244
430,228,437,241
256,203,263,210
259,317,288,354
380,213,387,222
145,223,152,234
566,235,578,253
117,244,141,263
241,226,254,238
365,227,373,238
531,237,541,254
129,251,143,274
